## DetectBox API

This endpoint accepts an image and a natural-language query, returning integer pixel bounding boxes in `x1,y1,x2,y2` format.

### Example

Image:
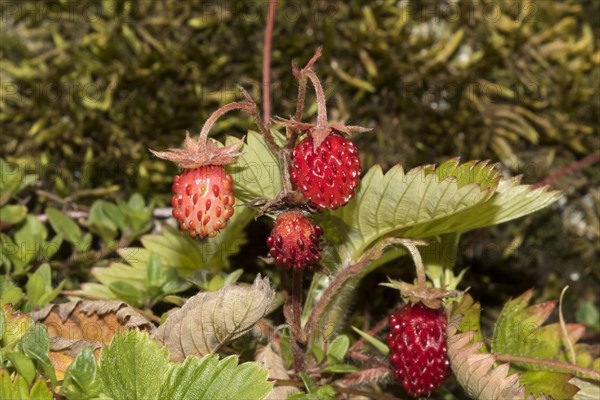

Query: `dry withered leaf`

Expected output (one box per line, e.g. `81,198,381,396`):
47,337,102,380
446,316,526,399
31,300,154,378
255,344,299,399
154,275,275,362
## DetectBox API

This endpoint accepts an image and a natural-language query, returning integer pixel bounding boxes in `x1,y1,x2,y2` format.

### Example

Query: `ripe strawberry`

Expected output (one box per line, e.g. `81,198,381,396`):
387,302,450,397
171,165,234,238
289,132,361,210
266,211,323,270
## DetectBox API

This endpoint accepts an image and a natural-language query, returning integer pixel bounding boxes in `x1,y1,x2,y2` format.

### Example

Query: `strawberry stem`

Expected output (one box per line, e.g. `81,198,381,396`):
286,48,323,149
238,87,281,155
398,239,428,293
284,269,306,371
494,354,600,380
197,101,256,154
303,238,395,343
261,0,277,126
304,69,328,130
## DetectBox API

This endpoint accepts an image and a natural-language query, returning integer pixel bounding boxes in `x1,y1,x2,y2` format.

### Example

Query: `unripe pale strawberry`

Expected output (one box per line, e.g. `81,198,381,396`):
171,165,234,238
267,211,323,270
387,302,450,397
151,129,243,240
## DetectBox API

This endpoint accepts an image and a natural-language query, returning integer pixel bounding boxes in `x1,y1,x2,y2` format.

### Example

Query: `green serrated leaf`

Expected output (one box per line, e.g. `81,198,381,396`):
322,161,499,264
405,176,561,237
46,207,82,243
225,131,282,203
0,205,27,225
99,330,169,400
88,201,118,243
0,369,29,399
11,215,48,268
576,302,600,334
351,326,389,356
146,252,163,290
315,385,336,399
158,355,272,400
104,202,128,231
62,347,100,399
519,371,579,399
322,364,358,373
140,208,253,275
280,330,293,368
20,324,56,386
223,269,243,285
6,352,36,386
109,281,145,307
310,343,325,364
29,379,53,399
43,233,63,260
0,276,23,307
26,264,64,308
207,275,224,291
26,272,46,308
74,232,93,253
128,193,145,210
327,335,350,364
299,372,318,394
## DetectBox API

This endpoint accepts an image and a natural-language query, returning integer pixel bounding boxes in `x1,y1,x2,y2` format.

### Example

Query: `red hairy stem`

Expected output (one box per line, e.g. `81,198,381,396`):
349,316,389,353
495,354,600,380
303,238,401,341
304,258,371,341
304,69,328,130
262,0,276,125
197,101,255,154
333,367,391,388
532,152,600,189
347,350,389,369
286,48,324,149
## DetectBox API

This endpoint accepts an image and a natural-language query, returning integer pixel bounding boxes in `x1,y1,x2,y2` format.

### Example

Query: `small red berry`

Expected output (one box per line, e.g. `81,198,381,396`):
267,211,323,270
171,165,235,239
387,302,450,397
290,133,361,210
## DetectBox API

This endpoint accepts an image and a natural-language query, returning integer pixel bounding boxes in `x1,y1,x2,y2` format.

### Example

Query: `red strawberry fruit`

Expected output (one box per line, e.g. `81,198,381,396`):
171,165,235,238
267,211,323,270
151,127,243,239
290,132,361,210
387,302,450,397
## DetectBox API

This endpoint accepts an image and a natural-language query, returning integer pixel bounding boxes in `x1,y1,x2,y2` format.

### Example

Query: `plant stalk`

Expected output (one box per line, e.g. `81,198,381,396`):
197,101,255,154
495,353,600,380
398,239,427,292
262,0,277,125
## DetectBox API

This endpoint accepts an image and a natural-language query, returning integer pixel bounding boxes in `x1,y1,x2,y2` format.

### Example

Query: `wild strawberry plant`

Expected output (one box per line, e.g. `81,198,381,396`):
1,48,598,400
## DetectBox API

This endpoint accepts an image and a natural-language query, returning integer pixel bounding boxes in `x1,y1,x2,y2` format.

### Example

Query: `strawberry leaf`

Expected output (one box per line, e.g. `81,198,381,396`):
0,370,52,400
491,290,583,367
225,131,283,203
158,355,272,400
449,291,597,399
153,275,275,362
321,159,560,265
98,330,169,400
80,207,253,303
320,159,501,264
